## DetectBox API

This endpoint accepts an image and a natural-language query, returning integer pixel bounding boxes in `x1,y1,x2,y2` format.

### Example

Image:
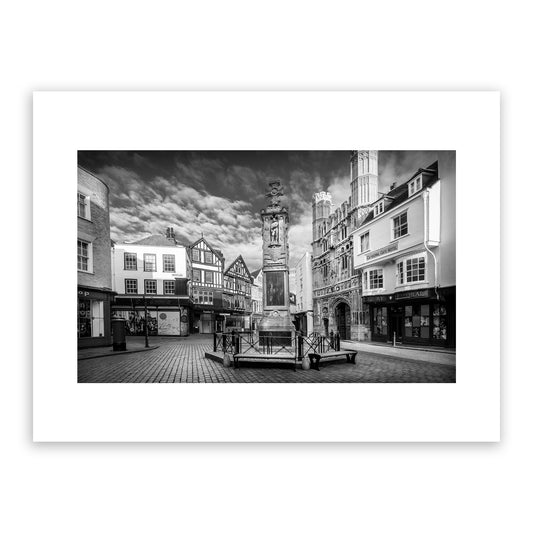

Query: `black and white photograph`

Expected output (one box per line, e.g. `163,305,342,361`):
77,149,456,383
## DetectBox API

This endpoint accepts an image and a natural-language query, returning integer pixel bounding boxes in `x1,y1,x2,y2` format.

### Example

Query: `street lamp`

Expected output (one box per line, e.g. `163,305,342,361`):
143,294,149,348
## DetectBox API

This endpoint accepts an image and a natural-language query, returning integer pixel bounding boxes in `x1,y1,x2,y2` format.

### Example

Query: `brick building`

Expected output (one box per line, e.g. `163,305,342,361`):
77,166,114,348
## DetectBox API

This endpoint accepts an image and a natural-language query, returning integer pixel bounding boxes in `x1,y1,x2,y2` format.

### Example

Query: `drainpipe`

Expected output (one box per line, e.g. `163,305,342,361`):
423,189,439,299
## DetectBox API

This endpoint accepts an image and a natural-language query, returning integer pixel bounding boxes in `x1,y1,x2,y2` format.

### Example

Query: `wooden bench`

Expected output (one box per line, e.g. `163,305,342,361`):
233,353,298,371
308,350,358,370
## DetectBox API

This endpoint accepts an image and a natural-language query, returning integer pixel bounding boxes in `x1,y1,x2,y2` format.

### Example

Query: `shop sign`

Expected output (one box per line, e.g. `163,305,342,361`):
366,242,398,261
363,295,389,303
395,289,430,300
78,289,105,299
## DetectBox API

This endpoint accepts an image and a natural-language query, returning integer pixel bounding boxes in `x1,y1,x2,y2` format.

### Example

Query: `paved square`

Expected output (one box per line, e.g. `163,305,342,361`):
78,335,455,383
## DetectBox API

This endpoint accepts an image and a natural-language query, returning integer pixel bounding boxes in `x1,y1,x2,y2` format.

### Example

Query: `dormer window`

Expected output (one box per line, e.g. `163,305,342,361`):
408,175,423,197
374,200,384,217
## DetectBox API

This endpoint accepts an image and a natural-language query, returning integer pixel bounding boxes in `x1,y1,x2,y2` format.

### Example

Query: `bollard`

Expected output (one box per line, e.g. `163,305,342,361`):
213,331,217,352
223,352,232,367
112,318,127,351
393,332,396,347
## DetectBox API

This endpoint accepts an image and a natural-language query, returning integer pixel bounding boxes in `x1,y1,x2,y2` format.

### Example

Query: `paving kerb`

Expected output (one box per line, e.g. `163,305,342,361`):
341,340,456,366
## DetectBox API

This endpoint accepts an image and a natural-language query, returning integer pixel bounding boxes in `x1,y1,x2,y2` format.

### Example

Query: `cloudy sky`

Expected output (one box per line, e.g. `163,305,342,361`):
78,150,439,271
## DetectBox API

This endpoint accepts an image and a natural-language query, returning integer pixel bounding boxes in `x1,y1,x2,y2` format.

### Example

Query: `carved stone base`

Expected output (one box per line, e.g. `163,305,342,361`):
258,312,293,347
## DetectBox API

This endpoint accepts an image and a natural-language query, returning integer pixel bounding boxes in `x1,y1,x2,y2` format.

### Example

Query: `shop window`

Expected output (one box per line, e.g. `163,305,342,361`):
163,254,175,272
78,299,104,338
77,240,92,272
144,279,157,295
144,254,156,272
125,279,138,294
404,304,430,339
78,299,92,337
124,252,137,271
432,304,448,340
163,280,175,295
392,211,408,240
372,306,388,336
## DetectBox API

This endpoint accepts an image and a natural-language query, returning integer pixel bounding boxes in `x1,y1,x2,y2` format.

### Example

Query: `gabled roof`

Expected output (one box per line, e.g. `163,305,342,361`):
125,234,187,247
360,160,439,227
224,255,253,280
188,237,224,260
250,268,262,278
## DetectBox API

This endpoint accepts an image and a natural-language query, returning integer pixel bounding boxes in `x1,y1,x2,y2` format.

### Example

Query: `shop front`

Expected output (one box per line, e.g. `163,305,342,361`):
78,286,114,348
363,287,455,348
224,313,251,332
191,309,226,333
113,297,190,336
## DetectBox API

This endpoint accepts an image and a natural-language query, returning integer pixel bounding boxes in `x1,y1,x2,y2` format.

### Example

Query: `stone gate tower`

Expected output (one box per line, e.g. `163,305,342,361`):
350,150,379,210
258,180,292,344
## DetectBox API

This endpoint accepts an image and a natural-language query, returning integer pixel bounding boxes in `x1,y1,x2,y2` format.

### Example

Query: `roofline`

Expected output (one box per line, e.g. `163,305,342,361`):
115,241,185,248
77,165,110,192
224,254,253,279
356,180,439,232
188,237,224,260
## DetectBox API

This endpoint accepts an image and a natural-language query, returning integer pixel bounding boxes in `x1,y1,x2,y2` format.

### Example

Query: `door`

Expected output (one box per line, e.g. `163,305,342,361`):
335,302,351,340
389,306,403,343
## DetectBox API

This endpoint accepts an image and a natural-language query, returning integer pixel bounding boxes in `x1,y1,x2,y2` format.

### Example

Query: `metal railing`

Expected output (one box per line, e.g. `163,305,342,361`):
213,330,341,359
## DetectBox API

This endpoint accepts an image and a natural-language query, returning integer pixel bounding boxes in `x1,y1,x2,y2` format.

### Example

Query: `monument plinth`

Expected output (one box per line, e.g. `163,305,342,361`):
258,180,293,345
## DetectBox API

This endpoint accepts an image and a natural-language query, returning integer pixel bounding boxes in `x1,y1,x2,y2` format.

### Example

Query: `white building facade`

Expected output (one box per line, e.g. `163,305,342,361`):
250,268,263,331
112,230,192,336
354,155,455,347
293,251,314,335
312,150,455,347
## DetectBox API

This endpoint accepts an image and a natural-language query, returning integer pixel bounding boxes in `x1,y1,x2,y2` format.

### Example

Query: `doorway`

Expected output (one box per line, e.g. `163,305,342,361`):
335,302,351,340
389,306,403,343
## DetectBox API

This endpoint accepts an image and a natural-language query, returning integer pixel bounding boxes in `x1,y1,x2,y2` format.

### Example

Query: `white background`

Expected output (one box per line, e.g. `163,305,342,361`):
2,1,530,532
33,91,499,443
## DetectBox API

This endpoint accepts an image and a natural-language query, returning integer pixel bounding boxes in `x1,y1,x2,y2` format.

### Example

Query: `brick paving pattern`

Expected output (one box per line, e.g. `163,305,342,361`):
78,335,455,383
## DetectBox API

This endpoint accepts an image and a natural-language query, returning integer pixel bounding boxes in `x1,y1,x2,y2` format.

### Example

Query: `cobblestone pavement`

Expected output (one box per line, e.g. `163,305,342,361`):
78,335,455,383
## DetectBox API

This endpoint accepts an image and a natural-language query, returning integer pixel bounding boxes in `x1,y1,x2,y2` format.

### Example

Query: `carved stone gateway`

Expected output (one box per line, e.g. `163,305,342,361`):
258,180,293,345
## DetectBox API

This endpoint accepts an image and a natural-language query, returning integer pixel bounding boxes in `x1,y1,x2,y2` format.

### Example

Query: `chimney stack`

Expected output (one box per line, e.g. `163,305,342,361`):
166,227,175,241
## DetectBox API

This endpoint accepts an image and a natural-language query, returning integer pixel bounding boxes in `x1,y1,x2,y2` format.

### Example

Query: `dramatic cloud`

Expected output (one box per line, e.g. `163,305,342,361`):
79,150,441,271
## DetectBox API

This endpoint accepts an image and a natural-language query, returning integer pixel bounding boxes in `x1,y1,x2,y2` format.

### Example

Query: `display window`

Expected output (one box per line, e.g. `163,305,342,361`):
372,306,388,336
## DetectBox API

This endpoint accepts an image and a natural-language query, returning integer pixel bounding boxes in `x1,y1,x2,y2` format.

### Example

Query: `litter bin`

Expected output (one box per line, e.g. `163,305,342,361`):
112,317,127,351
